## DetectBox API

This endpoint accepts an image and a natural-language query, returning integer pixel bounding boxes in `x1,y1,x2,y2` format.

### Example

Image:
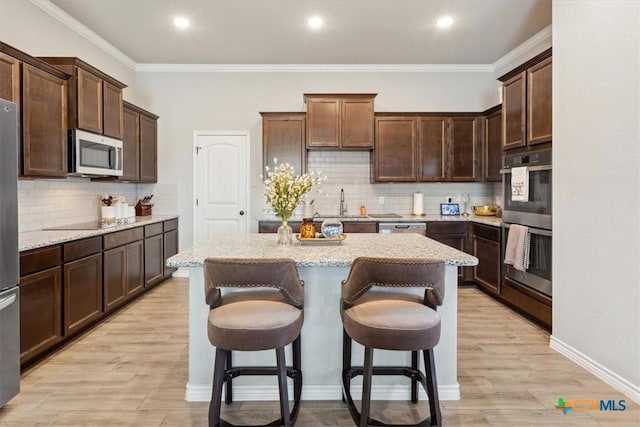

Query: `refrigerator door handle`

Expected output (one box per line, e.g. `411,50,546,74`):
0,293,16,311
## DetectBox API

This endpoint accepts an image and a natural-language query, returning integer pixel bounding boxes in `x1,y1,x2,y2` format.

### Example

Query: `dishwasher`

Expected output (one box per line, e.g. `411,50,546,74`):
378,222,426,235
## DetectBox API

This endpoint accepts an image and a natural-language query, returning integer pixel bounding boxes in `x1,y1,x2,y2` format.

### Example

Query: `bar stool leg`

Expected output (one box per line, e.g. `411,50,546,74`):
224,351,233,404
423,348,441,427
209,348,228,427
276,347,292,427
360,347,374,427
293,335,302,400
411,350,419,404
342,329,352,403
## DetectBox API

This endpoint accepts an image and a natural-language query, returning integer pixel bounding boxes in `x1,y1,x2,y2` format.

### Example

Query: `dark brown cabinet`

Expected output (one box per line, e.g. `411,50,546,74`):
374,116,417,182
261,112,306,175
500,49,552,150
121,101,159,182
374,114,479,183
103,228,144,313
39,57,126,139
144,223,164,287
482,106,502,181
472,223,501,295
63,237,103,336
18,246,63,365
258,220,376,234
163,219,179,278
304,94,376,149
426,222,469,282
0,51,20,104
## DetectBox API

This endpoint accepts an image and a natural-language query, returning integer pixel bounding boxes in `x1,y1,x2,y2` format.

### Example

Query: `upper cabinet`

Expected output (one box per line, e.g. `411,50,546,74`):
373,113,479,183
500,49,552,150
304,94,376,149
39,57,126,139
482,105,503,182
261,112,306,175
121,101,159,183
1,43,69,178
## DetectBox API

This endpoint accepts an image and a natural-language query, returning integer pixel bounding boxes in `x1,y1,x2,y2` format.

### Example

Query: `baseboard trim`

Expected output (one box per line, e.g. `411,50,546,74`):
550,335,640,404
185,383,459,402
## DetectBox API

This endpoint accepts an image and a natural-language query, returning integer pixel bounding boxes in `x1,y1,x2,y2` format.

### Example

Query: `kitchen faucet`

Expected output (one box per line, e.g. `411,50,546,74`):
339,189,346,216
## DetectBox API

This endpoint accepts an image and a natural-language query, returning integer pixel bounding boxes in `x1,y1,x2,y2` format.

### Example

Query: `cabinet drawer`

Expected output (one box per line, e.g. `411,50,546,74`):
63,236,102,262
20,246,61,276
472,223,500,242
103,227,144,250
163,218,178,232
342,221,377,233
426,222,466,235
144,222,164,237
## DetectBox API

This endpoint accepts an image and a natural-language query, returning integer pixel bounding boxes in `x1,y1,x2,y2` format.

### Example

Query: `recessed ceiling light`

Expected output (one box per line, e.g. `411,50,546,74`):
436,15,454,29
307,16,324,29
173,16,191,29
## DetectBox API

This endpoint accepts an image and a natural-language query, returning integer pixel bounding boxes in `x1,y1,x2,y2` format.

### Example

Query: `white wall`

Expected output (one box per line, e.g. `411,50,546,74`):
553,1,640,396
134,70,499,248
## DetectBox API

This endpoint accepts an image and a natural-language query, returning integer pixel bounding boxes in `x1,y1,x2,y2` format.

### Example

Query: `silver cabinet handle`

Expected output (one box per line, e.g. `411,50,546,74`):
0,294,16,311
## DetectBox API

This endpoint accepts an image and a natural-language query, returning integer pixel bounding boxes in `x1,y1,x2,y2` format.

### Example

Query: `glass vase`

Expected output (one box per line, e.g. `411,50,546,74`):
277,220,293,245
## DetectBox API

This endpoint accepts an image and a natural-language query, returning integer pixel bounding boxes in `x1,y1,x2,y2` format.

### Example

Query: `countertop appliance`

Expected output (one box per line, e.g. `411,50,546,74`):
378,222,426,235
69,129,123,177
0,98,21,408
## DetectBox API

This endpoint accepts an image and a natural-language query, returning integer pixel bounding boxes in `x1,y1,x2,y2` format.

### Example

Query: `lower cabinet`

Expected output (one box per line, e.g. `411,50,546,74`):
502,278,552,330
258,220,376,234
472,223,501,295
103,240,144,313
426,222,470,282
63,252,103,336
145,223,165,287
163,219,179,278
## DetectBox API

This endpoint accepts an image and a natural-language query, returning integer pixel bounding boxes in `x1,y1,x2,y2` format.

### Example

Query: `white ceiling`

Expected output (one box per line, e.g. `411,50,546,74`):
49,0,551,65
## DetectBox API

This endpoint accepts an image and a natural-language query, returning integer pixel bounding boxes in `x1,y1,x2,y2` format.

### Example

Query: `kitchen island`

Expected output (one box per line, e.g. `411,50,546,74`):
166,233,478,402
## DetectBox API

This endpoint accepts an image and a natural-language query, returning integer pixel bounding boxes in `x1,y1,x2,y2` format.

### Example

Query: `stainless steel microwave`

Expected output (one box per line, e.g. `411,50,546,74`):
69,129,123,176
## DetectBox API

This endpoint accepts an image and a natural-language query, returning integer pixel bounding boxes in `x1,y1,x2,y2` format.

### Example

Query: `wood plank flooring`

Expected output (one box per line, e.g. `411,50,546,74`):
1,279,637,426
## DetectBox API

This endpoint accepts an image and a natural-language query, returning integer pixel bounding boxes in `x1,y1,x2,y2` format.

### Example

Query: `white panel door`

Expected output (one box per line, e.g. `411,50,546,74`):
194,131,249,244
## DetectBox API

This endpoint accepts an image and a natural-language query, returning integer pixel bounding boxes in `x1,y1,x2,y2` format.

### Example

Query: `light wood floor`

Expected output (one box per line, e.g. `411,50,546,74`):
1,279,637,426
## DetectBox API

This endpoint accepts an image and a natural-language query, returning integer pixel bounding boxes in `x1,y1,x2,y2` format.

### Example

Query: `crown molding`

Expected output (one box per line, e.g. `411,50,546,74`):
30,0,136,70
135,63,494,73
492,24,552,72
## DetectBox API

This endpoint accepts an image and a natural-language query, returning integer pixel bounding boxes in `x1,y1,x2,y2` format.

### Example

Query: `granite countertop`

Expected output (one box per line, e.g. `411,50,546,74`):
167,233,478,269
260,214,503,227
19,215,179,252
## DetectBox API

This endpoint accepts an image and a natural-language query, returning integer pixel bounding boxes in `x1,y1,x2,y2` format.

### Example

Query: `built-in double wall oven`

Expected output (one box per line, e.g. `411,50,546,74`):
501,149,552,298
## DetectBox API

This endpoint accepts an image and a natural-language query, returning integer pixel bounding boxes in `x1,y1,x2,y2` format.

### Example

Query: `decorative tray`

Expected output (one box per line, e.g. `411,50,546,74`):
295,234,347,244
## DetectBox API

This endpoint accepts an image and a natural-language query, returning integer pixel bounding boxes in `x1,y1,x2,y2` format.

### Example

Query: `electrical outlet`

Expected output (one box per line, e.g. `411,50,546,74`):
378,196,385,205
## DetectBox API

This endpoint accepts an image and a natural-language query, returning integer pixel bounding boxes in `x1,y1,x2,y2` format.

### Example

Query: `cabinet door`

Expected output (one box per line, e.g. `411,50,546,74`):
163,229,179,277
121,106,140,181
473,236,501,294
0,52,20,104
374,117,416,182
483,109,502,181
262,113,306,175
306,98,340,148
341,98,374,148
126,240,144,297
502,71,526,150
64,253,103,336
342,222,377,233
21,64,68,177
527,57,552,146
450,117,478,182
76,67,103,134
103,245,126,312
139,113,158,182
417,117,448,182
102,80,123,139
145,234,164,287
19,267,62,364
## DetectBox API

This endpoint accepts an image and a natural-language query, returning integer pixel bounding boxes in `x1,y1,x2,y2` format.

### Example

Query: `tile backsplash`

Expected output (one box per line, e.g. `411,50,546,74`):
18,178,178,232
300,151,500,216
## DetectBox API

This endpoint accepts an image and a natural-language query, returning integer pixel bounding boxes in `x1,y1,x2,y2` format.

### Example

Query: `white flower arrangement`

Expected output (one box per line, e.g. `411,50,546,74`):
263,159,325,221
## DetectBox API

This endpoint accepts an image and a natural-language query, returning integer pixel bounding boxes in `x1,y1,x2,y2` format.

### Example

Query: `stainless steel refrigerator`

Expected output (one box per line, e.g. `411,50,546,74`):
0,98,20,408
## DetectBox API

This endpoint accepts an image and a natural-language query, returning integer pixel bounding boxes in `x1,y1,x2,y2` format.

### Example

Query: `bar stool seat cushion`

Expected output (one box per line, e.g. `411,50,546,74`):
208,291,303,351
344,297,441,351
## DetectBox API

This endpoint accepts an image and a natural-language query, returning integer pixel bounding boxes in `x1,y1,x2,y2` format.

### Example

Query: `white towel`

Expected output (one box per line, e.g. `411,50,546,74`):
511,166,529,202
504,224,530,272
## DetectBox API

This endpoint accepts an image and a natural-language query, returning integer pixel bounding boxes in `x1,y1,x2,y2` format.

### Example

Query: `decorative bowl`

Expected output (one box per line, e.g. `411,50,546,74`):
321,219,344,238
473,205,498,216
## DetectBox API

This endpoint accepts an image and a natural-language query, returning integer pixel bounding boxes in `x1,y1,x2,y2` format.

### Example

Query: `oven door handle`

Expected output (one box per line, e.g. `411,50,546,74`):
503,223,552,237
500,165,552,174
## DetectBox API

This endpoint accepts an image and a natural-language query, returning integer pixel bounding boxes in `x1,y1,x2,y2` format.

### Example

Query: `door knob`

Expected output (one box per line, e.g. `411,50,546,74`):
239,210,245,216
